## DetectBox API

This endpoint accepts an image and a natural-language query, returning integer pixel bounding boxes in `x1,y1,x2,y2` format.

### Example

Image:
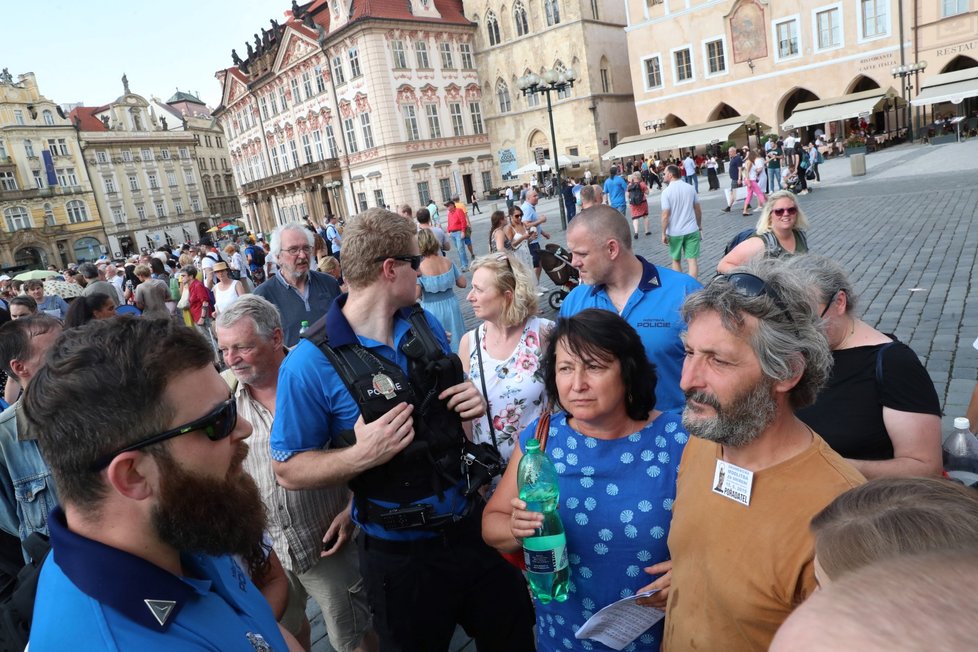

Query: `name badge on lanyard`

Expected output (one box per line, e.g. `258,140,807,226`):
712,459,753,506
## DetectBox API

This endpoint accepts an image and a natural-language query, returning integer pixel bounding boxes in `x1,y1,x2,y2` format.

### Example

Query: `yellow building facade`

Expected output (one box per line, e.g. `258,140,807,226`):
0,71,106,270
623,0,978,144
466,0,639,182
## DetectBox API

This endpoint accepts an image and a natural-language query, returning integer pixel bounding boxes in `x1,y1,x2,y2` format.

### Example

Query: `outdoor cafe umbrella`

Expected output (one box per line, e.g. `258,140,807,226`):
13,270,57,281
206,226,220,233
221,225,238,232
43,279,84,299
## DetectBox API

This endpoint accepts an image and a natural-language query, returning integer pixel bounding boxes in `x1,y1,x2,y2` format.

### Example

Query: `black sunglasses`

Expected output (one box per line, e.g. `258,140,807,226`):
820,289,842,318
374,255,422,271
90,397,237,471
715,273,800,335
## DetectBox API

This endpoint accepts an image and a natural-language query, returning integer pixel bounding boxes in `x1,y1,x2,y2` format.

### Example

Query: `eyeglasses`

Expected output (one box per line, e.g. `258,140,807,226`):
90,397,237,471
373,255,422,271
772,206,798,217
820,289,842,318
282,245,313,256
716,273,799,335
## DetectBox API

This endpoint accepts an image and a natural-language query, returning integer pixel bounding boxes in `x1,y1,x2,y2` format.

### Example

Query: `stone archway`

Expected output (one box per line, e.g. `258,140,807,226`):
527,129,550,158
14,246,47,270
72,236,103,263
663,114,687,129
707,102,741,121
778,87,820,130
846,75,881,94
941,55,978,73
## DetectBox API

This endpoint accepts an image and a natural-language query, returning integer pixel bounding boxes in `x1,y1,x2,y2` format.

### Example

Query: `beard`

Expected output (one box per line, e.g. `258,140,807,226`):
682,378,778,448
151,442,269,577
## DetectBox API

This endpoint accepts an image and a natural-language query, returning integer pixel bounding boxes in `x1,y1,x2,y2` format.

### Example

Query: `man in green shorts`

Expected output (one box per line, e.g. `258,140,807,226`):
660,164,702,278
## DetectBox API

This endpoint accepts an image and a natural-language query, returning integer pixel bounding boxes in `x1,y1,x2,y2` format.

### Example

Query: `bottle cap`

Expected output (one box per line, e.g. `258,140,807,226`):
954,417,970,431
526,438,540,451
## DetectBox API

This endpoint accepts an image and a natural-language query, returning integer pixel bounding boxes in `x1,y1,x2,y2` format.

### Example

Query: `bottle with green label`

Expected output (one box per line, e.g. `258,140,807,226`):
517,437,569,604
299,320,310,337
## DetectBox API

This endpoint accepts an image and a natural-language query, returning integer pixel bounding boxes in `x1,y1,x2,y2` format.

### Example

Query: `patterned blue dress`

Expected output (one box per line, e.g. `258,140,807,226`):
519,411,688,652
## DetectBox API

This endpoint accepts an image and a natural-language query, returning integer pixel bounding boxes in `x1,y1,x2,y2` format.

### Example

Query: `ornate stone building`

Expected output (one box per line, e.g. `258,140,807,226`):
0,70,106,270
619,0,978,151
465,0,638,183
214,0,491,236
70,78,208,257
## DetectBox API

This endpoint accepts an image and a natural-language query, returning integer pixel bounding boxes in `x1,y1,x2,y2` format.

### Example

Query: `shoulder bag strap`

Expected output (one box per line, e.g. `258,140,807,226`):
536,405,552,452
474,326,500,453
875,341,897,393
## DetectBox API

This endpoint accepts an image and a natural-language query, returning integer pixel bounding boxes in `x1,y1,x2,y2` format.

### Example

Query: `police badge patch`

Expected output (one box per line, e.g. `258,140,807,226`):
246,632,273,651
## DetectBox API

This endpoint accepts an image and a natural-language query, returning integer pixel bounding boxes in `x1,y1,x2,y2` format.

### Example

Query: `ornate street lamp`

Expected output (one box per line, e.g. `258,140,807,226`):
517,66,576,229
891,60,927,140
643,118,665,132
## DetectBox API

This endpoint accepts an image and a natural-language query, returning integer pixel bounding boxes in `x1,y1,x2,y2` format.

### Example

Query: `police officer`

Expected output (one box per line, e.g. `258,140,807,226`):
271,208,535,651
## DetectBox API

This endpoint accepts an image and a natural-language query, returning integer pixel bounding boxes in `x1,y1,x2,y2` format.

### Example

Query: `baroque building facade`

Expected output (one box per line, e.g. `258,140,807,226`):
0,71,106,270
70,78,208,257
214,0,491,236
622,0,978,142
464,0,638,183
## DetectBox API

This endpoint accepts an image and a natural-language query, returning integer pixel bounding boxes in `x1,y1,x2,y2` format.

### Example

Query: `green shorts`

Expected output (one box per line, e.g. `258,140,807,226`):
668,231,701,261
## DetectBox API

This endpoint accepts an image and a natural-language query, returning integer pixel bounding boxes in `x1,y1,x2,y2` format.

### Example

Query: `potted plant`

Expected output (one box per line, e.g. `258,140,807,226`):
844,135,867,156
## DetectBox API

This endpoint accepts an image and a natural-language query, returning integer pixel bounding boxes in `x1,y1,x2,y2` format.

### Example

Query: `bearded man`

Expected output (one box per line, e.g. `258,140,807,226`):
23,318,294,650
656,258,864,652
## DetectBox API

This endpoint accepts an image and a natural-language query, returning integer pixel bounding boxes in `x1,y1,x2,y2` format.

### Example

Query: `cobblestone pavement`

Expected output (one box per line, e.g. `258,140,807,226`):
309,137,978,651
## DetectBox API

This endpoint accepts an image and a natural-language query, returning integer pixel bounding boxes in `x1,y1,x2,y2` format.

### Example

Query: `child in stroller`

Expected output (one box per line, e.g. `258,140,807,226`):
537,244,580,310
783,165,804,194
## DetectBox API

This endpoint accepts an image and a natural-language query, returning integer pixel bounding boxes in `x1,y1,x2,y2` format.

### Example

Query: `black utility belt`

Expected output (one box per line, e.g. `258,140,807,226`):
362,500,465,531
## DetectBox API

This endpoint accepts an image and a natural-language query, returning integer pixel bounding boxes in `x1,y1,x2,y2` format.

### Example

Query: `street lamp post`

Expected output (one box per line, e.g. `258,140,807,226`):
891,61,928,141
643,118,665,132
517,66,576,229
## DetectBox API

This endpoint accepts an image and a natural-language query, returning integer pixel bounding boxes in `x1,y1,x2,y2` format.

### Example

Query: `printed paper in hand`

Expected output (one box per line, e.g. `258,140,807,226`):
574,590,664,651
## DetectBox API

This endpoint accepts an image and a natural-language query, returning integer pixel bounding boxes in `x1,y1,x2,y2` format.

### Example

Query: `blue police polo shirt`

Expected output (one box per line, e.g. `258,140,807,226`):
559,256,702,413
30,509,287,651
270,295,468,541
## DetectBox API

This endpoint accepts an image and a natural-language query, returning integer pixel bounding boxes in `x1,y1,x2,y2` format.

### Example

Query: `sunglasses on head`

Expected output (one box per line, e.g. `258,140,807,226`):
373,254,422,271
715,273,800,336
772,206,798,216
90,397,237,471
820,289,843,318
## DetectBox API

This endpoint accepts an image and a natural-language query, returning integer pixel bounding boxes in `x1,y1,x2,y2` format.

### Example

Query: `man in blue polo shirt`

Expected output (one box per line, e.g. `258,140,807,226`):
22,318,291,651
561,204,702,413
254,223,341,347
271,208,534,651
602,165,629,215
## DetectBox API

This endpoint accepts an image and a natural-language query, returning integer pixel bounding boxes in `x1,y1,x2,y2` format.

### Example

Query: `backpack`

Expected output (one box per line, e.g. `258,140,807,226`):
0,533,50,651
246,245,266,269
628,183,645,206
725,228,757,255
724,230,808,257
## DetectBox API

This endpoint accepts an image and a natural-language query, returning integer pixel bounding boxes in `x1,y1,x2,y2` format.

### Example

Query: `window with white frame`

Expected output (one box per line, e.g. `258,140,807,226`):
14,110,24,125
33,170,43,189
349,48,362,78
49,138,69,156
141,148,153,161
514,1,529,36
644,56,663,89
544,0,560,26
113,206,126,223
439,178,452,202
128,174,139,191
325,125,339,157
943,0,968,16
122,149,133,162
56,167,77,186
24,139,35,158
860,0,888,38
425,104,442,138
486,12,501,46
191,198,201,213
497,80,512,113
776,18,800,58
392,40,408,68
179,147,189,159
290,77,302,103
415,41,431,69
42,110,55,125
815,7,842,50
43,203,55,225
166,171,177,187
403,105,421,141
0,140,7,158
270,91,279,114
555,62,572,98
314,66,327,93
160,148,171,160
360,113,375,149
357,192,368,212
440,43,454,69
96,150,109,164
4,207,31,231
303,71,313,98
459,43,474,69
417,181,431,205
313,130,325,160
184,170,194,184
449,103,465,136
104,176,117,193
66,200,89,223
674,48,694,82
302,134,313,162
279,84,289,110
155,201,166,218
344,118,359,153
600,67,610,93
469,102,485,134
148,172,159,189
0,172,17,191
289,139,300,167
174,199,184,215
136,204,147,221
374,189,385,208
705,38,727,75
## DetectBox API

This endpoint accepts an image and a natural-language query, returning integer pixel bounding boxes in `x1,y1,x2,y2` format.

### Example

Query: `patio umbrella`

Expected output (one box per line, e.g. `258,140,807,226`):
43,279,85,299
221,224,238,232
206,226,220,233
13,270,57,281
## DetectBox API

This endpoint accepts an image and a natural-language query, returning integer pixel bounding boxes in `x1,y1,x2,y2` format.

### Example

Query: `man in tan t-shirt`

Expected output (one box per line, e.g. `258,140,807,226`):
657,258,864,652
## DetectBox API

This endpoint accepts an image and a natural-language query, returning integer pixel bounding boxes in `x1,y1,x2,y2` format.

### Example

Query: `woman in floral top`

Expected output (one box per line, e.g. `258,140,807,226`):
459,253,553,469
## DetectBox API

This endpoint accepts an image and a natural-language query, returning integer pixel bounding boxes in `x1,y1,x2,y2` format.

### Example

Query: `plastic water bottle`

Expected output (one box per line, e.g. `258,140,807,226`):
299,320,310,337
943,417,978,488
518,438,569,604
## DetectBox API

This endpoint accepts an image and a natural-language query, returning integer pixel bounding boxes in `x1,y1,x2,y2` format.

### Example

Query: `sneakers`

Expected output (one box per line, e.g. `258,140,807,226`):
721,207,731,213
634,233,639,240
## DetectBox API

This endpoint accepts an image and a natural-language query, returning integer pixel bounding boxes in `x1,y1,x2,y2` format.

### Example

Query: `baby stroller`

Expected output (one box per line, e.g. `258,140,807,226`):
538,243,580,310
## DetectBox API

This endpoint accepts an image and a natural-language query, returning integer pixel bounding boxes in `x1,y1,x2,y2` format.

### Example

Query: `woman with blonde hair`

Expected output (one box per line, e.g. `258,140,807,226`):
810,477,978,586
459,253,552,468
717,189,810,273
416,228,467,351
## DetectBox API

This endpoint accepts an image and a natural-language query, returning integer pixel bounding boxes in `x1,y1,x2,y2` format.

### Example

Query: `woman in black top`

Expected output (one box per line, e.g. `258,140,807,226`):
789,255,942,478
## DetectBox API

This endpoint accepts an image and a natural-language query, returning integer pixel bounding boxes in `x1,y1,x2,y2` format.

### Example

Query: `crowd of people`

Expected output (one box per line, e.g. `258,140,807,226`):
0,174,973,652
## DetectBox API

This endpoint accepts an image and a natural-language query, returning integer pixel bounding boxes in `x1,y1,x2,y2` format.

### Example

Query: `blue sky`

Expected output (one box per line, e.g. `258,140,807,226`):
5,0,288,109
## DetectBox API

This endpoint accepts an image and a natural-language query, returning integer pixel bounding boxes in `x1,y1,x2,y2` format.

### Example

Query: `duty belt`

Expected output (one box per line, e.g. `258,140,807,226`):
362,499,469,531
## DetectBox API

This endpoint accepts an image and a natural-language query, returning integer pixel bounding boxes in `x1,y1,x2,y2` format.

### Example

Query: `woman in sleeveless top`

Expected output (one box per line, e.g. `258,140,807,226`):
717,190,811,274
488,210,508,254
211,261,246,317
459,253,552,469
503,205,535,274
416,229,467,352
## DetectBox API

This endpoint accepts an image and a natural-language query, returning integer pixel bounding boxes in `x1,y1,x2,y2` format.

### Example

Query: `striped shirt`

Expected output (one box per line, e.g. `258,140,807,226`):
233,378,351,574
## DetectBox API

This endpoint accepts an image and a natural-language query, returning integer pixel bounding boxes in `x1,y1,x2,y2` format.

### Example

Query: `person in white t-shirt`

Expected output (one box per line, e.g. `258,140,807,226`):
660,164,702,278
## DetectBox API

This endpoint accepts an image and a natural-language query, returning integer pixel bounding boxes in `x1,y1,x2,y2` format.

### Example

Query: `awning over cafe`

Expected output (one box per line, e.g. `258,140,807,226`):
912,67,978,106
602,114,768,161
781,87,905,131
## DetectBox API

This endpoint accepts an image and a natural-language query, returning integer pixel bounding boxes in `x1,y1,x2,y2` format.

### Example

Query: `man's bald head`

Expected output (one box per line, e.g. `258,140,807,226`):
568,204,633,252
771,551,978,651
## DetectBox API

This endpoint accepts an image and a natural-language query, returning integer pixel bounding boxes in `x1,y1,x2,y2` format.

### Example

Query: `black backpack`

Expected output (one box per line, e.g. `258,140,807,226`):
0,533,50,651
628,183,645,206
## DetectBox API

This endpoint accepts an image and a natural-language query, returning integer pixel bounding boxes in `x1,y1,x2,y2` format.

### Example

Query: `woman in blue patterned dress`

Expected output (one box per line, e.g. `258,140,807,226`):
483,309,688,652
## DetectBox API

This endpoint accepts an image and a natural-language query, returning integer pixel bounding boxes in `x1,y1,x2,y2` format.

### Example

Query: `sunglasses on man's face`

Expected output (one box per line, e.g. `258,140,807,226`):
373,255,423,271
772,206,798,217
90,397,237,471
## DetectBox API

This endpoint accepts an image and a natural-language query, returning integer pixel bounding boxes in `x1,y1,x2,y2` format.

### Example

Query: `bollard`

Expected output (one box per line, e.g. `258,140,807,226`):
850,153,866,177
